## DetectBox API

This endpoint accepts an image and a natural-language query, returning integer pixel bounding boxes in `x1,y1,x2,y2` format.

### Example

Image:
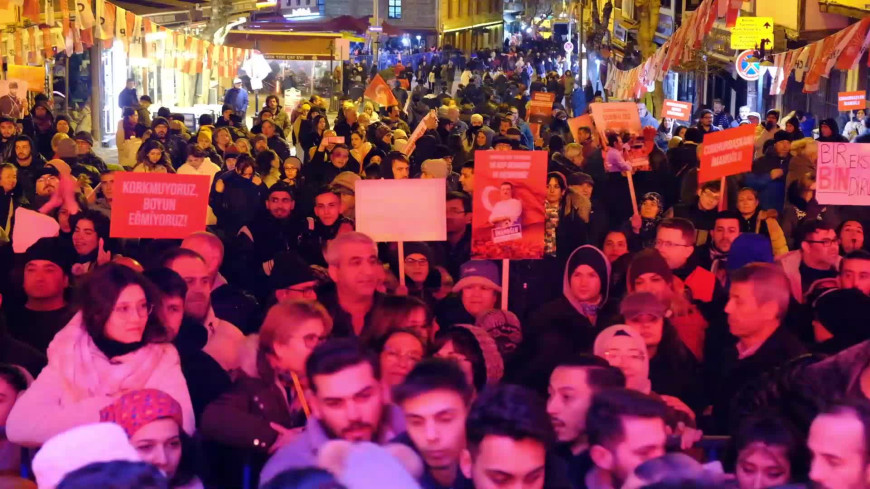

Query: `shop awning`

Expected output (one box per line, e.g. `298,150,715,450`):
225,30,342,59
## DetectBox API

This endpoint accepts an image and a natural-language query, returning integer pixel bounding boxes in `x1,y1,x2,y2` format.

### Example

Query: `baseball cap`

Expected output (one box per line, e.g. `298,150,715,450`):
619,291,667,320
453,260,501,293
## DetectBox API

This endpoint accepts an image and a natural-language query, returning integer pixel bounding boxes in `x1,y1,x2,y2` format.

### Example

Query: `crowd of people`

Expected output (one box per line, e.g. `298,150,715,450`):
1,42,870,489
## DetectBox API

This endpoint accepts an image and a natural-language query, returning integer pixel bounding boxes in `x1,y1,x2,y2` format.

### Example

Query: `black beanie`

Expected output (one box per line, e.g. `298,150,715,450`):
24,237,72,276
269,251,315,291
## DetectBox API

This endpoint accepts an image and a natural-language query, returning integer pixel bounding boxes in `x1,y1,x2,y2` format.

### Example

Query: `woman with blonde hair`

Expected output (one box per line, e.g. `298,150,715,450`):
201,300,332,473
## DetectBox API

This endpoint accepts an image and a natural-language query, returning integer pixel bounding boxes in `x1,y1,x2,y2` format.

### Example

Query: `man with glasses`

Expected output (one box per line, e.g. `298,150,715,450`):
667,180,722,246
708,263,806,434
270,250,318,303
777,221,842,303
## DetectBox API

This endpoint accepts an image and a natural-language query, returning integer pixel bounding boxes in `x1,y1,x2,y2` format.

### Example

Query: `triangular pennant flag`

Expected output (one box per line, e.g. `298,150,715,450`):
100,1,115,48
793,42,813,83
75,0,95,29
115,5,127,51
364,74,399,107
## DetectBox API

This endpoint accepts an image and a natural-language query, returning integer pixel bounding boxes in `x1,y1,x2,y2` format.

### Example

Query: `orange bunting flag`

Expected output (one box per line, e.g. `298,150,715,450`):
75,0,96,29
22,0,39,22
42,27,53,59
364,74,398,107
12,30,23,65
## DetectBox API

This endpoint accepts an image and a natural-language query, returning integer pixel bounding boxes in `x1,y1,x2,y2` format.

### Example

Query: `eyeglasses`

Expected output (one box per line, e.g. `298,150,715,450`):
404,257,429,265
384,347,423,363
805,238,839,247
113,303,153,318
293,333,327,349
287,284,317,295
37,175,59,184
603,350,645,363
654,239,692,249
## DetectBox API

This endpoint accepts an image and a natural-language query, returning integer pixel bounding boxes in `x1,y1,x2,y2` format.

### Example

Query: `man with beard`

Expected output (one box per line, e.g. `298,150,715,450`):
0,116,18,162
298,186,354,267
259,339,405,484
162,247,245,373
696,211,742,285
394,359,473,489
150,117,187,169
547,356,626,489
585,389,668,489
10,135,44,204
777,221,842,303
181,231,260,335
235,182,305,300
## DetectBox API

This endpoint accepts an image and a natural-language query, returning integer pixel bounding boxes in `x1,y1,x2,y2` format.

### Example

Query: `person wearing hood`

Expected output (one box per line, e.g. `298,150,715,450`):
149,117,188,169
817,118,849,143
619,292,704,413
811,288,870,355
201,300,332,484
746,130,792,214
6,264,195,448
593,325,696,427
524,245,616,387
468,125,494,158
433,324,504,395
629,192,664,249
25,101,56,161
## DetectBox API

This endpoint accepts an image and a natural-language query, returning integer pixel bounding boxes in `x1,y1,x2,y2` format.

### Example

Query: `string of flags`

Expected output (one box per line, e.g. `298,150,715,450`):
604,0,870,100
1,0,251,77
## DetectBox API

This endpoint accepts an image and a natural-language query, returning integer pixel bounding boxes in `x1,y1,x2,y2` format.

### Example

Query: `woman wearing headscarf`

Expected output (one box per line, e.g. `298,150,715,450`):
628,192,664,249
593,324,696,426
467,126,494,158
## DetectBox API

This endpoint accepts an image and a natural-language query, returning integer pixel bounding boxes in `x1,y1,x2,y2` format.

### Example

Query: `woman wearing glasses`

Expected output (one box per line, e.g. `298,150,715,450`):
6,264,195,447
200,300,332,482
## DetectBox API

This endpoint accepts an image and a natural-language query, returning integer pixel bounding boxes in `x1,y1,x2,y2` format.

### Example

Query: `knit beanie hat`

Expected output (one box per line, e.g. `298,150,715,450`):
331,171,360,195
33,423,141,489
565,245,611,303
726,234,774,271
73,131,94,147
453,324,504,386
24,236,72,275
813,288,870,346
318,441,423,489
627,249,674,289
475,309,522,358
404,242,434,264
98,389,184,438
270,250,316,290
421,158,450,178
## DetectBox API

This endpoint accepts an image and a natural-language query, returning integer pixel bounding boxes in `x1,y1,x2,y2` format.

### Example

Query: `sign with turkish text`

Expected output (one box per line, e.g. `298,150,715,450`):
730,16,774,50
660,100,693,121
838,91,867,111
472,151,547,260
527,91,555,125
699,124,755,182
589,102,642,137
110,172,210,239
355,179,447,242
816,142,870,206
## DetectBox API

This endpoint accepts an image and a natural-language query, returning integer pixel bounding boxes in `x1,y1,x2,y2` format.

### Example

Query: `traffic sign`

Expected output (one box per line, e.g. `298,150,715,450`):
730,17,774,50
564,41,574,53
735,50,761,81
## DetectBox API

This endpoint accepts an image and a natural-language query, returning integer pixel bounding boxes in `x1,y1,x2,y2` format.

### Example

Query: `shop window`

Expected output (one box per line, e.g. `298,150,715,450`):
388,0,401,18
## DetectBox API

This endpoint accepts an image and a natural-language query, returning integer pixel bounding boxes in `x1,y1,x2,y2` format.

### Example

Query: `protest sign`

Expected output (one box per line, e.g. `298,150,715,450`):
110,172,211,239
816,142,870,205
567,115,594,143
838,91,867,111
589,102,642,137
527,92,555,125
660,100,693,121
355,179,447,242
698,124,755,183
472,151,546,260
7,65,44,93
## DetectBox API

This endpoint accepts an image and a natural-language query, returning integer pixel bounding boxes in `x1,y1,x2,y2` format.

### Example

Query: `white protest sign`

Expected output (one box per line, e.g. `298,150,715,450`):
816,142,870,206
355,178,447,242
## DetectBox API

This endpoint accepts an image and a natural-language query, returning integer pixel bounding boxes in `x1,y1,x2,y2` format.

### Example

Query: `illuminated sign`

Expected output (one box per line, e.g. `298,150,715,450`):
282,7,320,18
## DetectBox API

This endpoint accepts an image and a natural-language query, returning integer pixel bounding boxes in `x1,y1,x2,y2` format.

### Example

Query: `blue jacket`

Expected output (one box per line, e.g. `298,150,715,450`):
517,119,535,148
258,405,407,487
224,87,249,115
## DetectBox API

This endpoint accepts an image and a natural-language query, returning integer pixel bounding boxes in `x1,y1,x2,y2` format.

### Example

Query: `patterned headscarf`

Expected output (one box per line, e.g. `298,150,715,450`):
99,389,184,438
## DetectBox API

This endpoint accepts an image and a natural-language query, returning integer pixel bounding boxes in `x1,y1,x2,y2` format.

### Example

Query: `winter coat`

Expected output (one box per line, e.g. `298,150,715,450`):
776,250,842,304
7,312,195,447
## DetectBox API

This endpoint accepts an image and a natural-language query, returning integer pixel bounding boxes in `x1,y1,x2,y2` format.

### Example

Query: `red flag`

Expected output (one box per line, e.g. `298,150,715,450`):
22,0,39,22
835,18,870,70
364,74,398,107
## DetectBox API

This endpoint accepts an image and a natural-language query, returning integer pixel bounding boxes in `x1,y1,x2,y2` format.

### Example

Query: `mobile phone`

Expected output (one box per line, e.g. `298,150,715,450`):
327,136,345,145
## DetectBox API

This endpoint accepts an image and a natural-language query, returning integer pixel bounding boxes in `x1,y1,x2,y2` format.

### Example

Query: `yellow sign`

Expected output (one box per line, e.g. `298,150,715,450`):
730,17,775,50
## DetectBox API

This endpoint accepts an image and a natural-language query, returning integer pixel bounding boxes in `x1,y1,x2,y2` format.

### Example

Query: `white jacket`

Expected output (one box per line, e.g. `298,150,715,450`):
7,312,195,447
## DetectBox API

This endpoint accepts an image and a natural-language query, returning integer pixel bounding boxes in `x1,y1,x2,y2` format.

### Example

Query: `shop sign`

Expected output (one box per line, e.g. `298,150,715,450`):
283,7,319,18
264,54,334,60
730,16,774,50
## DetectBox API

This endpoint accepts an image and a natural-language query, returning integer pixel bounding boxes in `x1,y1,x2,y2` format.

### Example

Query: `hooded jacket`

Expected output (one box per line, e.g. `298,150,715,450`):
817,118,849,143
7,312,195,447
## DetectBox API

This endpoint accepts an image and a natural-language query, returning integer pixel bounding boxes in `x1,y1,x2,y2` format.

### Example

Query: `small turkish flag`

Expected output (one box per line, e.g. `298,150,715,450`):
364,74,399,107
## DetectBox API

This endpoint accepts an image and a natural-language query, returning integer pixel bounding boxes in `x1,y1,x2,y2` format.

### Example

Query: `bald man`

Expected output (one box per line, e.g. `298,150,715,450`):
181,232,260,334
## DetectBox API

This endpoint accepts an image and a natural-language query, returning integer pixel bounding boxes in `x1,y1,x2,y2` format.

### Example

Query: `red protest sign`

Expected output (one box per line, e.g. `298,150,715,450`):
699,124,755,183
472,151,547,260
838,91,867,111
589,102,642,138
110,172,211,239
528,92,555,125
660,100,693,122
